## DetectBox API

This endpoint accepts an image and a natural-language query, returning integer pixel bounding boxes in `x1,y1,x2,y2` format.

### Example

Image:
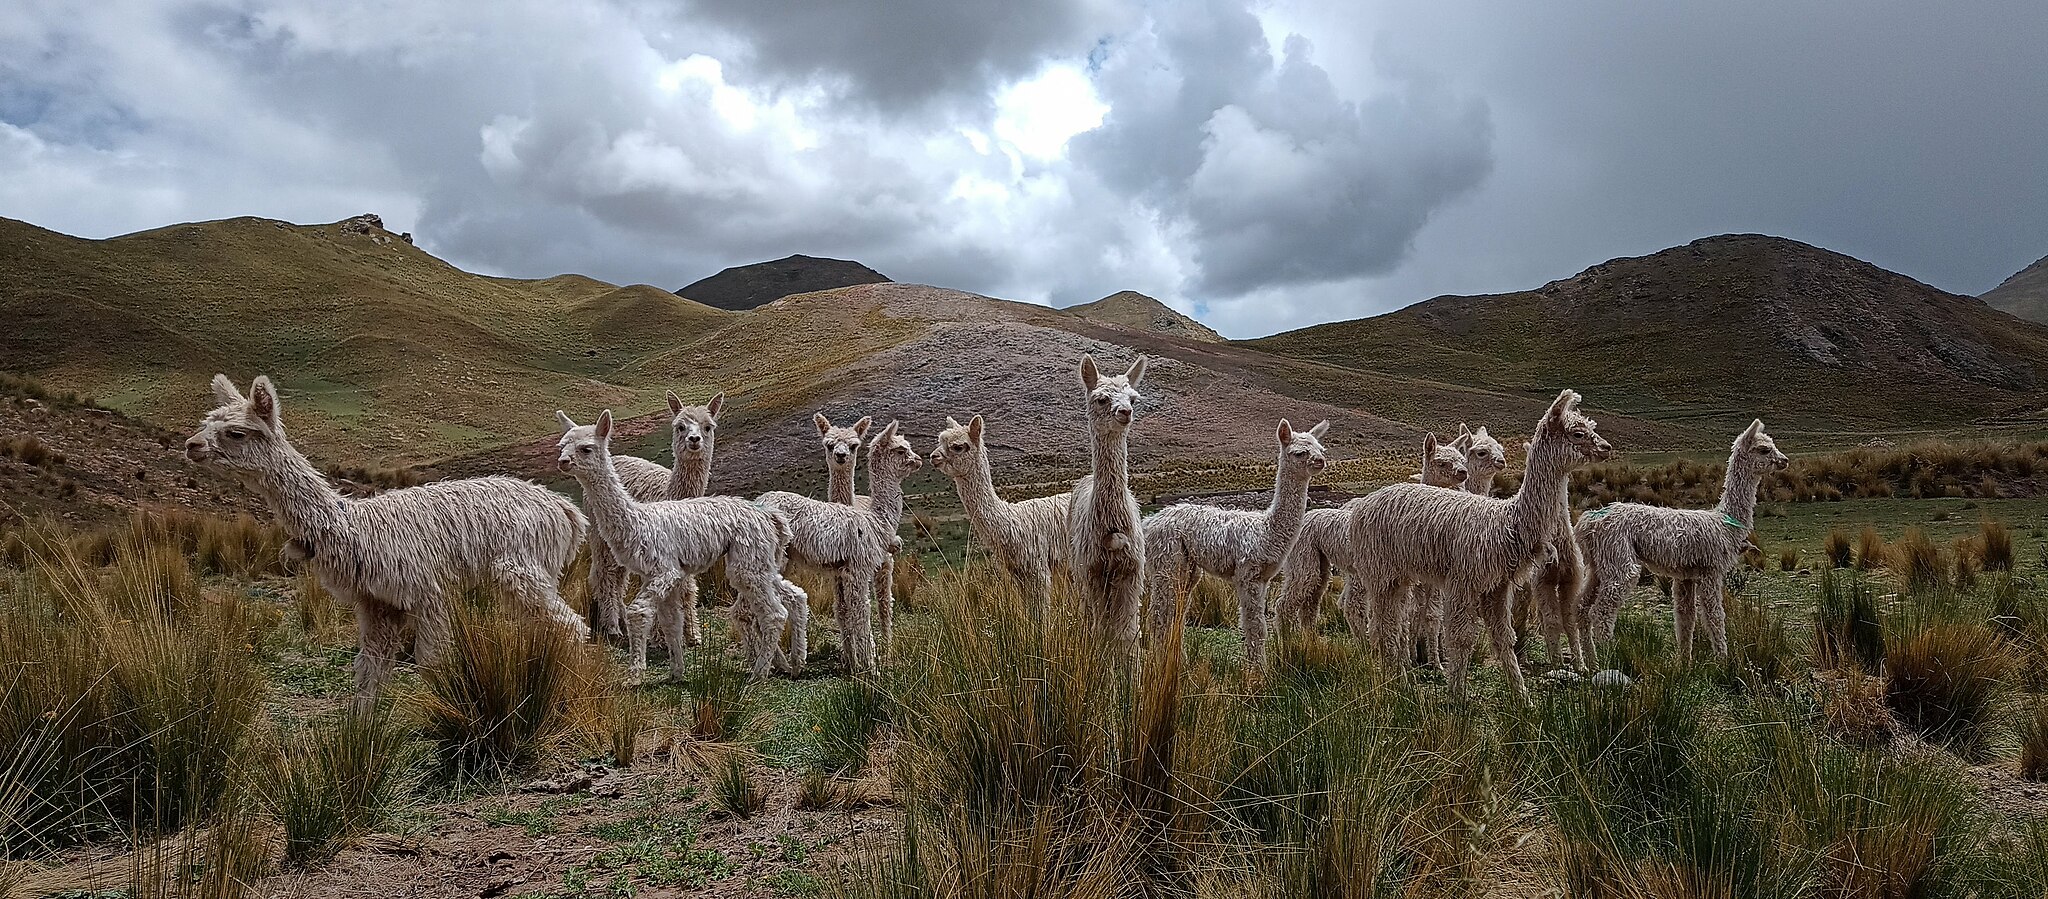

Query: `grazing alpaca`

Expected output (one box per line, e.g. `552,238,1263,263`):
1143,420,1328,668
1281,431,1466,635
1576,420,1788,660
851,423,922,648
1070,354,1148,648
186,375,588,701
1343,390,1611,700
815,413,873,505
930,414,1073,618
582,391,724,645
557,410,794,680
760,423,910,675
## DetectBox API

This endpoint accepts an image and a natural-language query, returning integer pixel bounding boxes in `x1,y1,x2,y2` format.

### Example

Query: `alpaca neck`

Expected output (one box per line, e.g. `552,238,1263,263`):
1087,424,1131,498
669,449,712,499
948,456,1013,524
1262,459,1312,556
1510,434,1573,547
252,445,352,546
575,449,642,544
1717,458,1764,530
868,468,907,531
1464,470,1497,496
827,463,856,505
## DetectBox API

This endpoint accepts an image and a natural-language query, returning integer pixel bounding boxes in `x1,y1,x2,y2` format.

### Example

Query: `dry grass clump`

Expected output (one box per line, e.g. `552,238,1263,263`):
1778,546,1799,572
1892,527,1946,592
1823,529,1853,569
262,705,418,865
2021,703,2048,782
1814,573,1885,673
1854,527,1888,571
0,433,59,468
1884,620,2014,753
1976,519,2015,572
413,602,617,782
1567,439,2048,510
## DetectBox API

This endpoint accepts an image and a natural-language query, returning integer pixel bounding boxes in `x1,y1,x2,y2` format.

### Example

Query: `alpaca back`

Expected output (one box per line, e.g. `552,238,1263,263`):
608,495,779,579
324,477,583,605
1144,503,1267,578
1348,484,1527,592
760,491,889,567
1291,507,1353,573
1578,504,1743,576
614,456,673,503
1006,491,1075,571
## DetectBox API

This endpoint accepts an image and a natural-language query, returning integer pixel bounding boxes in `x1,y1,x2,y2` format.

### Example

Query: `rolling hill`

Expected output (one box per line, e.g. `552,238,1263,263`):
674,254,891,311
1066,291,1223,342
1984,254,2048,325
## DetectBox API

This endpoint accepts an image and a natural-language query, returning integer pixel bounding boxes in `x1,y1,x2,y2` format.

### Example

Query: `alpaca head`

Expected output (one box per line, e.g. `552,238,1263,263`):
667,390,724,462
1276,419,1329,476
1731,419,1788,472
1534,390,1612,466
814,413,872,476
866,420,923,483
554,409,615,474
931,414,986,479
1415,432,1469,488
186,374,294,473
1454,424,1508,484
1078,354,1146,433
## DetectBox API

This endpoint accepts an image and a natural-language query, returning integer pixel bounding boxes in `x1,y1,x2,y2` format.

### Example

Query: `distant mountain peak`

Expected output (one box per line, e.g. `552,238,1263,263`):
674,254,890,311
1985,253,2048,325
1065,290,1222,342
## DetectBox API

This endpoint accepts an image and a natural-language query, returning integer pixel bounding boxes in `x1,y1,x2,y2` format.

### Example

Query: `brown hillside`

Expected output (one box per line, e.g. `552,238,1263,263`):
1065,291,1223,342
1984,253,2048,325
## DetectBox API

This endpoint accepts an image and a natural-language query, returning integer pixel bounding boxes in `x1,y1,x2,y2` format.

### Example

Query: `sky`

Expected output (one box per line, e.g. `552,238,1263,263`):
2,0,2044,339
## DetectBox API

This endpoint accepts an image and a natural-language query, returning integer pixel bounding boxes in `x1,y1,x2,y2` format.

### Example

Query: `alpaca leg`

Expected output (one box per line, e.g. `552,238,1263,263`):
1420,587,1448,673
350,596,407,704
1672,578,1698,662
1482,585,1529,703
1590,560,1639,644
586,536,626,643
1336,577,1366,637
494,559,591,640
1279,551,1329,634
875,556,895,653
838,571,877,675
625,573,675,680
1701,574,1730,659
1368,579,1409,668
1145,561,1182,644
1533,580,1564,668
776,578,810,674
410,593,452,670
743,583,789,681
661,579,693,683
1236,576,1271,669
1443,591,1481,699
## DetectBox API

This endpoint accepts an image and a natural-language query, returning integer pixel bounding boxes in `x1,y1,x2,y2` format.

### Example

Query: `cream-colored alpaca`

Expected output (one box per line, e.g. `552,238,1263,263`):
1281,432,1467,639
815,413,872,504
582,391,724,645
760,421,910,674
1407,431,1485,671
931,414,1073,618
1343,391,1612,700
1070,354,1148,648
187,376,588,702
1143,420,1328,668
558,410,795,680
1575,420,1788,660
852,423,922,648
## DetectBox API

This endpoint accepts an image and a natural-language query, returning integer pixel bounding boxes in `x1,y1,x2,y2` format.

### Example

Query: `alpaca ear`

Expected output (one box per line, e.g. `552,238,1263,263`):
1742,419,1765,441
1125,356,1147,385
1079,354,1100,389
814,412,832,436
706,392,725,419
1309,420,1330,439
852,416,873,439
1277,419,1294,444
1457,422,1471,437
1543,389,1578,425
946,415,963,430
248,376,280,428
555,410,578,433
666,390,683,415
210,374,244,406
968,414,984,442
1474,426,1490,440
596,409,614,441
1423,432,1439,455
875,420,899,447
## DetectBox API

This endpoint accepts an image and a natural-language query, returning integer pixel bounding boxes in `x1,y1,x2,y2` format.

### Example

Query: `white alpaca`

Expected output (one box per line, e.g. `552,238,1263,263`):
1070,354,1148,648
186,375,589,701
1343,391,1612,700
1279,431,1466,634
557,410,795,680
1405,432,1482,671
1143,420,1328,668
584,391,724,645
1575,420,1788,660
815,413,872,504
760,421,909,675
851,423,922,648
930,414,1074,618
1450,424,1507,496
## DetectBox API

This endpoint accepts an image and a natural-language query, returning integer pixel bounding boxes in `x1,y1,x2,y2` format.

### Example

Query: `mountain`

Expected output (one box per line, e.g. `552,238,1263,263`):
1983,254,2048,324
1254,234,2048,433
675,254,891,311
1065,291,1223,342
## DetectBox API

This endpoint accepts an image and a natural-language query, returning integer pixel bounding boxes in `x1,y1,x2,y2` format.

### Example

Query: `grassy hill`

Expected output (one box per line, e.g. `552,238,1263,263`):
1984,253,2048,325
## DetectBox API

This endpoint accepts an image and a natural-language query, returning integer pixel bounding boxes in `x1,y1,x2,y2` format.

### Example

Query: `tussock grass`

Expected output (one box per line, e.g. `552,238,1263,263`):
1977,518,2015,572
1884,619,2013,753
709,753,765,819
1894,527,1947,592
1814,573,1886,673
1855,527,1888,571
413,603,615,783
263,705,418,865
1823,528,1854,569
1571,439,2048,509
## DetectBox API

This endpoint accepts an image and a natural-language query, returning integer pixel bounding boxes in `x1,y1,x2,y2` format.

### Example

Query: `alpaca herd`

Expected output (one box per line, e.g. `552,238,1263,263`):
186,362,1787,704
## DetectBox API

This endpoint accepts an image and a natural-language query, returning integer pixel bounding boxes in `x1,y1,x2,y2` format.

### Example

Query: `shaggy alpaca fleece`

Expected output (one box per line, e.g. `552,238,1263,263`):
1407,432,1483,672
1343,390,1612,700
1070,354,1148,648
188,375,588,702
558,410,796,681
1576,419,1788,660
815,413,873,505
931,414,1074,619
1451,424,1508,496
760,431,903,675
1144,419,1328,668
575,390,724,646
850,421,921,647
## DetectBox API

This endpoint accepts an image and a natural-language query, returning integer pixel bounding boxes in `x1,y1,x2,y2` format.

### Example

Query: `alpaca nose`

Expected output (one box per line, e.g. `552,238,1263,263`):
183,438,207,461
686,435,702,446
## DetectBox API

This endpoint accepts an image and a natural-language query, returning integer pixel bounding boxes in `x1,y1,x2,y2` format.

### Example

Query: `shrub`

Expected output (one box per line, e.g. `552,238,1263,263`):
1977,519,2015,572
266,705,418,865
1893,528,1946,592
1885,620,2013,753
414,604,614,782
1823,529,1853,569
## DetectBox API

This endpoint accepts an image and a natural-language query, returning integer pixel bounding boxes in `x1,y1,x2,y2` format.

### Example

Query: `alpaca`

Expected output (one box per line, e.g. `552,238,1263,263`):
815,413,872,505
1406,432,1481,671
1450,424,1507,496
1576,420,1788,660
851,422,922,648
1143,420,1328,668
582,390,724,645
187,375,589,701
1280,432,1466,635
930,414,1073,617
760,422,908,675
557,410,796,680
1343,390,1611,700
1070,354,1148,648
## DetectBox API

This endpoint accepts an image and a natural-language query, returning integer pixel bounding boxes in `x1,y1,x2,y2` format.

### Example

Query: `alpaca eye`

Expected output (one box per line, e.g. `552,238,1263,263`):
953,443,968,452
1095,396,1109,404
579,447,592,454
225,429,248,440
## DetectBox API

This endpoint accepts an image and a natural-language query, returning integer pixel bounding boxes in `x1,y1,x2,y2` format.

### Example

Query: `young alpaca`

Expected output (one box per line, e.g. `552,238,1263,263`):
1143,420,1328,668
1343,390,1611,700
760,422,909,675
815,413,873,504
1070,354,1148,648
581,391,725,645
557,410,794,681
1406,432,1482,670
1450,424,1508,496
851,423,922,648
1576,420,1788,660
1282,431,1469,635
187,375,588,702
930,414,1074,618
